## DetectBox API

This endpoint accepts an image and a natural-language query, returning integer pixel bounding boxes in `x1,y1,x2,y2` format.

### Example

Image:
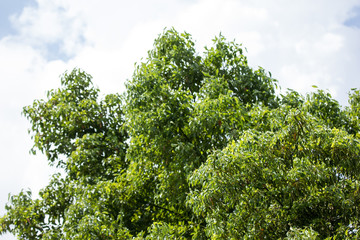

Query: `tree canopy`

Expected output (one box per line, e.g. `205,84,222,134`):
1,28,359,239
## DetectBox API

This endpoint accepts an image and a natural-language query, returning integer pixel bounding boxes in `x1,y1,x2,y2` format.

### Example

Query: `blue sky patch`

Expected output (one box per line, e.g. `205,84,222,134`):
0,0,37,38
344,6,360,28
42,41,71,61
42,35,86,62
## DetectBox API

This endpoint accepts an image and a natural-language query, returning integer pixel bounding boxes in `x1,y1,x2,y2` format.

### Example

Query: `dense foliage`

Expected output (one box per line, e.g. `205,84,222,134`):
1,29,359,239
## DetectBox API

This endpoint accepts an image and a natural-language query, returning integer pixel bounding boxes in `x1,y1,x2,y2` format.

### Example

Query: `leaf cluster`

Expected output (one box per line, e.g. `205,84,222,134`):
1,29,359,239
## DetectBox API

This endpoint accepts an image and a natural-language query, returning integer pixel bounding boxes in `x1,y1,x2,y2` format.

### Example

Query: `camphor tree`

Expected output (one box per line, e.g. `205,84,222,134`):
1,28,359,239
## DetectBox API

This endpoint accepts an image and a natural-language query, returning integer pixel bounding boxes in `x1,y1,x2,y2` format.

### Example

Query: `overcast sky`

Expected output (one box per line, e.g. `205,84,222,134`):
1,0,359,238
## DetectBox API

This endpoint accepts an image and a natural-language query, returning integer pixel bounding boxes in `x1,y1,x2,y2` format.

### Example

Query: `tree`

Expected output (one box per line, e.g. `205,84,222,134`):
1,28,359,239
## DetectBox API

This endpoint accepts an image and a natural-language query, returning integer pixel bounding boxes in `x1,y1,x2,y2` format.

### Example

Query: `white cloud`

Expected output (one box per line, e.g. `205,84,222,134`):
10,0,87,58
295,33,344,57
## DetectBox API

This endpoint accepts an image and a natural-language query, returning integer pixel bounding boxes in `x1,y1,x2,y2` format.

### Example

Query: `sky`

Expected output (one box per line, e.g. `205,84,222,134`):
0,0,359,238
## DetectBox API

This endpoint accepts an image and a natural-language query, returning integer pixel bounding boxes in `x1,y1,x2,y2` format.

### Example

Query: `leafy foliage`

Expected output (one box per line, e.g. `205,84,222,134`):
1,29,359,239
